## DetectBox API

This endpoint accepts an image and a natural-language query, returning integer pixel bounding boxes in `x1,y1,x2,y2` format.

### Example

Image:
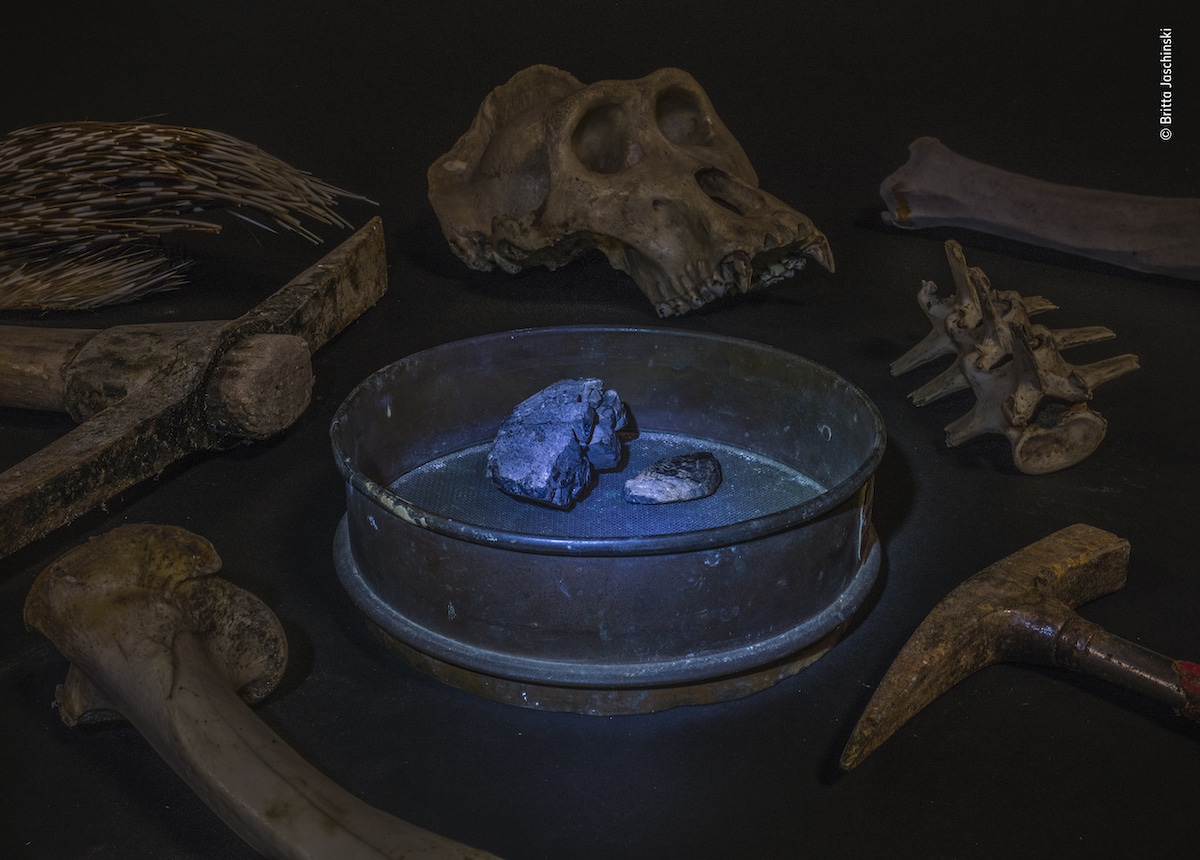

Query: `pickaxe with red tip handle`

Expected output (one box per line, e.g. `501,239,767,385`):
840,524,1200,770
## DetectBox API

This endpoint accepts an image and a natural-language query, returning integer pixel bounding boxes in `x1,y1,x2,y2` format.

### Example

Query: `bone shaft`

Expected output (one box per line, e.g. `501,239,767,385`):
884,138,1200,278
0,391,197,560
943,166,1198,248
1074,354,1141,391
890,327,955,376
1022,295,1058,315
0,326,100,412
1051,325,1115,350
909,363,967,406
138,633,498,860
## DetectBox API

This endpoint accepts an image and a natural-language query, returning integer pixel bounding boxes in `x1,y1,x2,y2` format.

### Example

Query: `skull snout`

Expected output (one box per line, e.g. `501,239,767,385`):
695,168,769,217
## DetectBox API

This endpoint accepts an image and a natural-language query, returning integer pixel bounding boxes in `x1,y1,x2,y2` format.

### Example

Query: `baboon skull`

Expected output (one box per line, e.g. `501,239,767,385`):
428,65,833,316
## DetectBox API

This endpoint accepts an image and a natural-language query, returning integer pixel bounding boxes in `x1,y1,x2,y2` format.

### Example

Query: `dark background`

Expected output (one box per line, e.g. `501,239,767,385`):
2,2,1197,857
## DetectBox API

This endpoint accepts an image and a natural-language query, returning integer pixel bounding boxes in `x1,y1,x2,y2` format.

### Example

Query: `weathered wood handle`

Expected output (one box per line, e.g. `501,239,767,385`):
0,217,386,562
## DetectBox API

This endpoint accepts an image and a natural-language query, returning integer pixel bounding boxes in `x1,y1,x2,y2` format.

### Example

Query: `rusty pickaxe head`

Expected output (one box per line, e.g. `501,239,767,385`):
0,216,386,561
842,523,1200,770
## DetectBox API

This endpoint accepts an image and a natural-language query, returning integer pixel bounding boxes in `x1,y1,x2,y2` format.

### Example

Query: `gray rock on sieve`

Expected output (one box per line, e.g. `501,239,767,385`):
623,451,723,504
487,378,628,509
584,388,628,469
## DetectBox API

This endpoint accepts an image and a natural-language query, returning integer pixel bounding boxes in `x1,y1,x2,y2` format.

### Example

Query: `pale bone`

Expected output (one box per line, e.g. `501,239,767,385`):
428,64,832,317
23,523,500,860
881,137,1200,279
892,241,1114,404
893,241,1139,474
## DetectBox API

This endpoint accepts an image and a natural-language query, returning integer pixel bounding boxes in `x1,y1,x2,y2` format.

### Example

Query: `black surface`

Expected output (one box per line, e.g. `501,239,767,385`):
2,2,1197,858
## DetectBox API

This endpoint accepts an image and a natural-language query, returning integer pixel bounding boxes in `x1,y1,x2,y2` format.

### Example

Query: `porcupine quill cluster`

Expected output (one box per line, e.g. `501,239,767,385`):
0,121,367,309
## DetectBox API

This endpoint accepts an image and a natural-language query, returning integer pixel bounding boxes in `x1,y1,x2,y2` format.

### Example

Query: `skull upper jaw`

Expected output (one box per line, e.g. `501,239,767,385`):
624,187,834,318
543,165,835,317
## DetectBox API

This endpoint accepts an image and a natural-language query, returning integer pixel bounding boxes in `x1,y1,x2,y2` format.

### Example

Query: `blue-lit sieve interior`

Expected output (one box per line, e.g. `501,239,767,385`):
388,431,826,540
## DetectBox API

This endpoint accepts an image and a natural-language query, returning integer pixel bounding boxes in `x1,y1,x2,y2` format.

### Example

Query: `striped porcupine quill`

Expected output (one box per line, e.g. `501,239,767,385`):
0,121,370,309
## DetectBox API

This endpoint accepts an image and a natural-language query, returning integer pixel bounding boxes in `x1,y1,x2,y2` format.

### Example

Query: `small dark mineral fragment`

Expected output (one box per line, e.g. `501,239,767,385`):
623,451,722,504
584,387,627,469
487,378,628,509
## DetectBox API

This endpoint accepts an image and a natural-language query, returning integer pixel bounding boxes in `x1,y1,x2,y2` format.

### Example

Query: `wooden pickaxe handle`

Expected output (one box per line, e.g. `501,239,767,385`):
0,216,386,561
1052,617,1200,723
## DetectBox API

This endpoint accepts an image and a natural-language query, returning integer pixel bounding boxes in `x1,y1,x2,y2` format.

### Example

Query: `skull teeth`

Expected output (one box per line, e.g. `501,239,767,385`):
753,253,810,287
653,234,831,317
801,234,835,272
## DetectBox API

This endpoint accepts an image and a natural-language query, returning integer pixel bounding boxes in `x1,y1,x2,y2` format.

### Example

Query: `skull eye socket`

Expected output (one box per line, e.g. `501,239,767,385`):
572,103,632,174
656,87,714,147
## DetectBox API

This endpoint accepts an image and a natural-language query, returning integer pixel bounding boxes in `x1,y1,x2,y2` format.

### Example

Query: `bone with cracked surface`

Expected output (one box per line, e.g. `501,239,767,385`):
892,241,1139,474
23,523,501,860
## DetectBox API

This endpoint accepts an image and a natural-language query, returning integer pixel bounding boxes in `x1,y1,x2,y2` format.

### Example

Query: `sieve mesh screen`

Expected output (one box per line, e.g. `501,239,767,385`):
388,431,826,540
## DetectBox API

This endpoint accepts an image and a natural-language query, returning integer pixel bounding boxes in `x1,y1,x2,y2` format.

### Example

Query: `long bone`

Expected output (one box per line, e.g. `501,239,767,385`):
881,137,1200,279
23,523,501,860
840,524,1200,771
